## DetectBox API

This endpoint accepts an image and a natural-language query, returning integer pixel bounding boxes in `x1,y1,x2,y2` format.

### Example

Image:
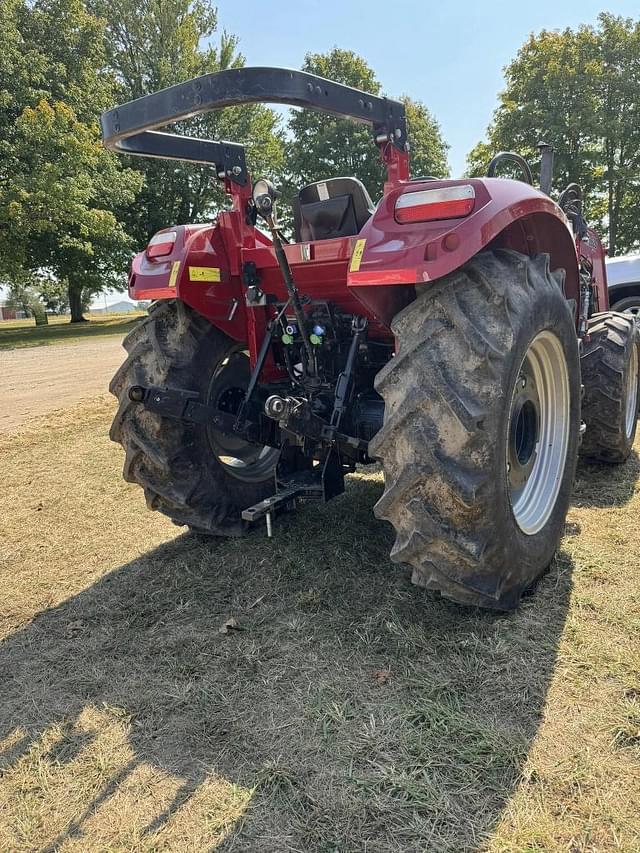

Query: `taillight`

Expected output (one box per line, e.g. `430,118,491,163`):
146,230,177,258
395,185,475,223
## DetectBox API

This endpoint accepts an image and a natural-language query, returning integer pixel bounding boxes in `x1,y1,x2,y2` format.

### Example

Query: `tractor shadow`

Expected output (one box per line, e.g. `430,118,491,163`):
0,476,574,852
575,449,639,508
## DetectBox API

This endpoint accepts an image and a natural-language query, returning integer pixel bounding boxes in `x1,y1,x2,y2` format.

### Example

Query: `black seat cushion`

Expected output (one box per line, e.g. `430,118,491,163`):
293,177,375,242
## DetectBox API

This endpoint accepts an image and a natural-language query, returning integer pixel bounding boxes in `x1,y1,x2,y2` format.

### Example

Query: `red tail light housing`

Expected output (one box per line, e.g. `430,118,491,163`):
146,230,177,258
395,185,475,224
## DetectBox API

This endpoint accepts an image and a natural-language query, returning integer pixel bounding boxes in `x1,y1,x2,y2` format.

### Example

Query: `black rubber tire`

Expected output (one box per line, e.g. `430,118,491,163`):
109,299,275,535
611,295,640,317
579,311,640,463
370,250,581,610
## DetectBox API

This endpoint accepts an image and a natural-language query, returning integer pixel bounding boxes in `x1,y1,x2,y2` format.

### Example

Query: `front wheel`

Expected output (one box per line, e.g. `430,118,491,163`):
370,250,581,610
580,312,639,463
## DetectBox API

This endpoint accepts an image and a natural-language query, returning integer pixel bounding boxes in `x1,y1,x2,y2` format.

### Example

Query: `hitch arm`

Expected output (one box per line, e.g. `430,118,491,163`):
127,385,268,445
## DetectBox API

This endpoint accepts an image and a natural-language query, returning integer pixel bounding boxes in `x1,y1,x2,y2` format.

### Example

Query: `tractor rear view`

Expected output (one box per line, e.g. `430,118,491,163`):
101,67,639,610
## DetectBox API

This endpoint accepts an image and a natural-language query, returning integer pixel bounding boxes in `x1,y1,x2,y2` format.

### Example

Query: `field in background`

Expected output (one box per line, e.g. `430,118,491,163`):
1,397,639,852
0,312,144,349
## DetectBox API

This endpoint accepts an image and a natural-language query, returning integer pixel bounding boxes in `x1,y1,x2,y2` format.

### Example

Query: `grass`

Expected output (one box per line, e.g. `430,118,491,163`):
0,312,145,350
0,397,639,852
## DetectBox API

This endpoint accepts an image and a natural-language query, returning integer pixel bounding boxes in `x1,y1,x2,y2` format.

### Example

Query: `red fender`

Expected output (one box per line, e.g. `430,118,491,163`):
347,178,581,327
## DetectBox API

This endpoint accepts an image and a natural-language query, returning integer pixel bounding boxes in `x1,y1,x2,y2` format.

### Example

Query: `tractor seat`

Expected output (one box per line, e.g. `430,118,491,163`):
293,177,375,243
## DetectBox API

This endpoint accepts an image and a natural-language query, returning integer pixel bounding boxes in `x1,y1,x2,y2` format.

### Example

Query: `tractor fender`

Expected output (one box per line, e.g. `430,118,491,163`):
127,220,250,341
348,178,580,327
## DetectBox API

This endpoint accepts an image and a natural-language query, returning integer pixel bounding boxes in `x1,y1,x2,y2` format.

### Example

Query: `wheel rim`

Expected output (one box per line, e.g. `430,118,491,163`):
625,341,639,439
206,352,278,483
508,331,571,535
620,304,640,318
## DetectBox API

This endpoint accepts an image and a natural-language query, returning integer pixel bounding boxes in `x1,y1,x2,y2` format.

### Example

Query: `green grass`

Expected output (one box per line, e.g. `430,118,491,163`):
0,312,145,349
0,398,639,852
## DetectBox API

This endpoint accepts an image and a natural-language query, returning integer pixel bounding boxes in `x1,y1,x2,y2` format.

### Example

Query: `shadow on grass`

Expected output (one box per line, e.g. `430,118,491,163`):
575,449,639,508
0,476,573,852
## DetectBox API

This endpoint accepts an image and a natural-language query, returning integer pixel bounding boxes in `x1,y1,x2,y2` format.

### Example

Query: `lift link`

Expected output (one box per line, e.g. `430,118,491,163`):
264,211,317,379
127,384,268,445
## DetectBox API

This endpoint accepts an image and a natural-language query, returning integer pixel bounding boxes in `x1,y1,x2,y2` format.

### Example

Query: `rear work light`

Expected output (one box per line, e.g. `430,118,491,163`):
395,185,475,224
146,230,177,258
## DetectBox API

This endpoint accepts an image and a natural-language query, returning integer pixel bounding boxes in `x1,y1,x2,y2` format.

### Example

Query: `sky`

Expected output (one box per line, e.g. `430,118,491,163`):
12,0,640,308
215,0,639,177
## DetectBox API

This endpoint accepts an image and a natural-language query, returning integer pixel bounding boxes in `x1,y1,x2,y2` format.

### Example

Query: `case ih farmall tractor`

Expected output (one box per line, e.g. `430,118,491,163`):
101,67,640,610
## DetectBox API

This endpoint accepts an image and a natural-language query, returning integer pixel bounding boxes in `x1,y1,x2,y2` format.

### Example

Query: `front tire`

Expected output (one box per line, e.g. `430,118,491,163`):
109,299,277,534
370,250,581,610
580,312,639,463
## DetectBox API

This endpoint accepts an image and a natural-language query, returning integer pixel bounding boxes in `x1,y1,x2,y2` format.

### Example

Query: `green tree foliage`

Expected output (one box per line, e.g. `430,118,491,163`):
466,13,640,255
286,49,449,201
92,0,285,246
0,0,142,320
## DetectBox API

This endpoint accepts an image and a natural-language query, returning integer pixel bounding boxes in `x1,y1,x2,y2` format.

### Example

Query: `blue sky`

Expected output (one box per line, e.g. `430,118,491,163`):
215,0,639,177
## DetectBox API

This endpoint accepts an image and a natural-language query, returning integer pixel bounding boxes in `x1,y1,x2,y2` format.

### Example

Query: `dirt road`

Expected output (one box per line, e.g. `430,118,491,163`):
0,337,125,433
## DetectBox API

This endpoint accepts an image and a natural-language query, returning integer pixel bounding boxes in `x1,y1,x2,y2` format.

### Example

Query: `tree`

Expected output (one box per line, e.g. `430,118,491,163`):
0,0,142,321
466,14,640,256
37,276,70,314
91,0,285,246
286,49,449,201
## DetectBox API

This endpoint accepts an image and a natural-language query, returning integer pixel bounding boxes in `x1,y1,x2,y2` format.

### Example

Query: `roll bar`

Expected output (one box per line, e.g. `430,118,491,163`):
100,66,408,186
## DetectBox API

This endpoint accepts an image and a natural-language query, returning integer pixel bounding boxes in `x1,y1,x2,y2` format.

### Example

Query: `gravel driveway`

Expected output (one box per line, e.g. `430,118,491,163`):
0,338,125,433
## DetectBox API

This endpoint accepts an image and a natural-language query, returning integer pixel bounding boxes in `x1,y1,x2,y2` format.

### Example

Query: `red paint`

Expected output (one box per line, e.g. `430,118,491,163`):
128,147,606,368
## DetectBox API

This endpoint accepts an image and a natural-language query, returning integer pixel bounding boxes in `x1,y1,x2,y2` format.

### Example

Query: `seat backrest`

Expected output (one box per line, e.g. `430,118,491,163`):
293,177,375,243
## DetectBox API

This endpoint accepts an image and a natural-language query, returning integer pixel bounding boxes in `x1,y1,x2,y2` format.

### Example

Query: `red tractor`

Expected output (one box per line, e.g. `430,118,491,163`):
102,67,639,610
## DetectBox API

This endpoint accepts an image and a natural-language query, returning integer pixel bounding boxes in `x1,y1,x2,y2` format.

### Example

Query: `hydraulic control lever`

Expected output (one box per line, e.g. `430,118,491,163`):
252,179,316,377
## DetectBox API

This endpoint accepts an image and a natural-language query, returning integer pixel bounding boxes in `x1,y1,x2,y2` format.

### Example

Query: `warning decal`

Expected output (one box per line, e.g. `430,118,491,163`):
188,266,221,283
349,239,367,272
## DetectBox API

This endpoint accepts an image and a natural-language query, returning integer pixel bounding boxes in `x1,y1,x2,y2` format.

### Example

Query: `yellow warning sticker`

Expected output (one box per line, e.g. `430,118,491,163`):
188,266,221,283
350,239,366,272
168,260,180,287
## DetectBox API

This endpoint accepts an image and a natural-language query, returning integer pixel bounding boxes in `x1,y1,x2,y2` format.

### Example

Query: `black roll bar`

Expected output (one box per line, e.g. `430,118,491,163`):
101,66,408,186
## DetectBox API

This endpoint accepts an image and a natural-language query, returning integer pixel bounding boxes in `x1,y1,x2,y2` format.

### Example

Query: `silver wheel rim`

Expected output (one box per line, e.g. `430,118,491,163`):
621,304,640,318
508,331,571,535
206,353,278,483
625,342,639,439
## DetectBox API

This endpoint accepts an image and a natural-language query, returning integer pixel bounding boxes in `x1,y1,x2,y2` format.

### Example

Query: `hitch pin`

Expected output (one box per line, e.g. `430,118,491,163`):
266,511,273,538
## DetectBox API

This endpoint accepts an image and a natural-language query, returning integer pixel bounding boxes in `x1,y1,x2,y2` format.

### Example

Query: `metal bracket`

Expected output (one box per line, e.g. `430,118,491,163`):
127,384,267,444
101,67,408,181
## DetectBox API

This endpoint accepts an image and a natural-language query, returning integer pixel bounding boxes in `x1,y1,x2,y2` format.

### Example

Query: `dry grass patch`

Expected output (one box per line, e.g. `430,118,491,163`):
1,398,639,851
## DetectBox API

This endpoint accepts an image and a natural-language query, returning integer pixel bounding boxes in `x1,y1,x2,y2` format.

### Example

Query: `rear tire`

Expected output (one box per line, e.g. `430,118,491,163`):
109,299,276,534
370,250,581,610
579,312,639,463
611,295,640,318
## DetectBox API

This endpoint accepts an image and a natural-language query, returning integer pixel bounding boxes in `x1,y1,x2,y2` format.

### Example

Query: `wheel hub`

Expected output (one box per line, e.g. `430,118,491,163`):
508,375,540,491
507,331,571,535
206,352,278,482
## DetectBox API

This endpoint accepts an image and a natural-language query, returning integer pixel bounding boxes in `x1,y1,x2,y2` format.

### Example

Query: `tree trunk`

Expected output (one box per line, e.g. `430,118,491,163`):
68,281,87,323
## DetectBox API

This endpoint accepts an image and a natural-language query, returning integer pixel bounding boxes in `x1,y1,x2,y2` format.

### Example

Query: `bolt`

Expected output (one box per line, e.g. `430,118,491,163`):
507,462,511,472
521,377,526,388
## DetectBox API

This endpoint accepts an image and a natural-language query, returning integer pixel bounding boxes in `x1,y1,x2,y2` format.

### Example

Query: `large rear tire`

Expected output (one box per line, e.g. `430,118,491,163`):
579,312,639,463
109,299,277,535
370,250,581,610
